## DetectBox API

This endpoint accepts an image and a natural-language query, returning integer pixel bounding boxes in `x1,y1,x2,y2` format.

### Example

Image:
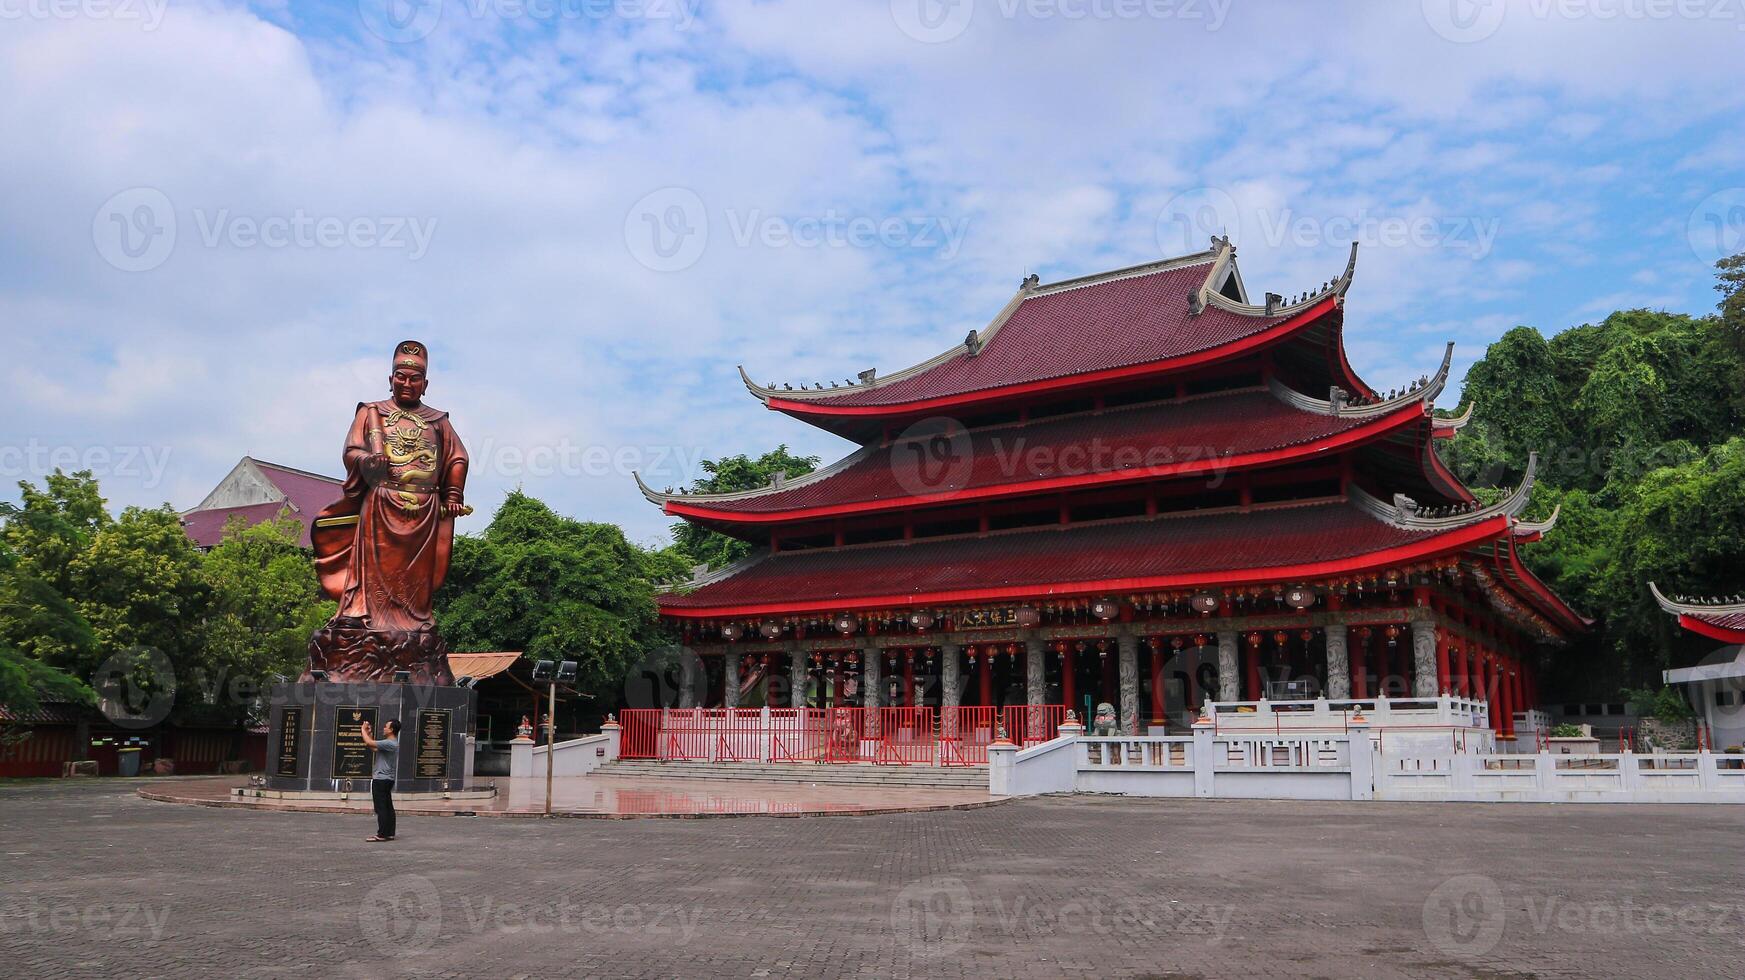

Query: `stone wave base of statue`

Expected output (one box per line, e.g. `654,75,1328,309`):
302,625,455,686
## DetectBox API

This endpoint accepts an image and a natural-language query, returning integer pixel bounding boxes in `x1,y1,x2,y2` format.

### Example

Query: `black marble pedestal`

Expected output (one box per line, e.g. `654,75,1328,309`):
264,682,476,794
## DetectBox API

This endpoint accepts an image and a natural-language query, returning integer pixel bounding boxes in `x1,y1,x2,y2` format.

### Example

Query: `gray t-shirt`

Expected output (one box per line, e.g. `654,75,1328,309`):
372,736,399,781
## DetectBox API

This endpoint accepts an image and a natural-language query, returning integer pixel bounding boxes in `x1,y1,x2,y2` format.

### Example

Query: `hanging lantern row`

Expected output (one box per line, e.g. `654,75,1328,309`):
688,560,1467,642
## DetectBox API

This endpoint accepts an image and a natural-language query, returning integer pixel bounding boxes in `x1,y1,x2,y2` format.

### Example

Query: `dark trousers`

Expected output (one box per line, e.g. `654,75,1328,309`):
372,779,396,838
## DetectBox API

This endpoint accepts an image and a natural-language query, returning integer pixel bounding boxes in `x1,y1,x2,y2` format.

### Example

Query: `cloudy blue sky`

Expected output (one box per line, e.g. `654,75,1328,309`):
2,0,1742,546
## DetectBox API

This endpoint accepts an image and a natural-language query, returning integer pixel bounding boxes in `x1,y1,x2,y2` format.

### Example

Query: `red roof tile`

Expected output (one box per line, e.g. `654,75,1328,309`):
660,501,1504,615
776,261,1296,410
668,390,1410,519
182,460,343,548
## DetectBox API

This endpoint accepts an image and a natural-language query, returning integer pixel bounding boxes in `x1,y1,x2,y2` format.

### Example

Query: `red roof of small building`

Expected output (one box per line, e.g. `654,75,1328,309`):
659,499,1512,617
648,387,1430,522
181,458,343,548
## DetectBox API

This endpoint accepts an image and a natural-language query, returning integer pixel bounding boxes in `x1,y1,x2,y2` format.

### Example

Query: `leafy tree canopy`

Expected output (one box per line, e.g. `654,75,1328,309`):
668,445,819,569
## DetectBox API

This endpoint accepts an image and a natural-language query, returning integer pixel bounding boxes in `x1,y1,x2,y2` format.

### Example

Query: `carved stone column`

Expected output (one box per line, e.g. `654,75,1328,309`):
1117,633,1139,734
1216,631,1239,701
941,645,962,708
862,645,881,737
1324,625,1350,699
723,651,741,709
1412,620,1438,697
789,650,808,709
1210,633,1235,702
1025,637,1045,705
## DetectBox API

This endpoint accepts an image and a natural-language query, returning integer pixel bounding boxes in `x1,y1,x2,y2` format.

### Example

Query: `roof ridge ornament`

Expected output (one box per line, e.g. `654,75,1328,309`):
1649,581,1745,616
965,329,984,355
1269,341,1452,418
1353,451,1538,530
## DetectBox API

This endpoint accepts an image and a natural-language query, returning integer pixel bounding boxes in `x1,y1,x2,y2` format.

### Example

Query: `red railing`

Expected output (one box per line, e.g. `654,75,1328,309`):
619,705,1068,765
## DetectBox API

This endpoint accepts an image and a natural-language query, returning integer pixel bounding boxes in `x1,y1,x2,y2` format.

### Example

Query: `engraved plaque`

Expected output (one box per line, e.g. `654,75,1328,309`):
958,607,1019,630
415,709,451,779
332,706,378,779
275,706,305,778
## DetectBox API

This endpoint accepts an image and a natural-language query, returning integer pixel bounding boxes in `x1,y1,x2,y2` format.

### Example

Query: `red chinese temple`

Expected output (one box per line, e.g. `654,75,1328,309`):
642,239,1585,741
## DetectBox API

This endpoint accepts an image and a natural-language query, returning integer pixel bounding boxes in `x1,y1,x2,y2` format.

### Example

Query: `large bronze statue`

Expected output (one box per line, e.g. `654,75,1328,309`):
306,340,469,684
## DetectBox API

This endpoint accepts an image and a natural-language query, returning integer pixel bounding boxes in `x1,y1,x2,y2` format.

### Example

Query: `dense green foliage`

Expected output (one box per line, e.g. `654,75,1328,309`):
1439,256,1745,693
436,491,693,695
668,445,819,568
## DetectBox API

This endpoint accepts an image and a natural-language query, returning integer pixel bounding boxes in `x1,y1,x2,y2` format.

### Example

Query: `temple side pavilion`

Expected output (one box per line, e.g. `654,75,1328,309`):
642,240,1585,742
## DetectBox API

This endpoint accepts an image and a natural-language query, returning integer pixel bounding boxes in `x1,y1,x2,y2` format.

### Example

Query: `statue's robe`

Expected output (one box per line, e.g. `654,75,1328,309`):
312,400,468,633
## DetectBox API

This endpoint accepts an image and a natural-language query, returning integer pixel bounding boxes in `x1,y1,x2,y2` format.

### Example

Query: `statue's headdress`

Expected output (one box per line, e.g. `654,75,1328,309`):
393,340,429,373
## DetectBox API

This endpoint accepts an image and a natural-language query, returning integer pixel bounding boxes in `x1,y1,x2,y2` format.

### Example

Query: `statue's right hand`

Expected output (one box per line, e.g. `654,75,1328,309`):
361,453,389,481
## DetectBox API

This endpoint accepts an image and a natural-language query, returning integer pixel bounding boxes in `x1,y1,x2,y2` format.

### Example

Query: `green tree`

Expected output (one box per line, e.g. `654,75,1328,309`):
192,513,334,727
669,446,820,568
66,505,209,715
438,492,691,698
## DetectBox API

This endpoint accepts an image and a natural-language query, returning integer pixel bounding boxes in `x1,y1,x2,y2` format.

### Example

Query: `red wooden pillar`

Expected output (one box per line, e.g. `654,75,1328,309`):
1452,639,1470,698
1243,636,1262,700
1149,644,1166,722
1061,645,1076,714
978,649,993,707
903,655,915,708
1433,629,1450,695
833,667,845,708
1350,632,1369,699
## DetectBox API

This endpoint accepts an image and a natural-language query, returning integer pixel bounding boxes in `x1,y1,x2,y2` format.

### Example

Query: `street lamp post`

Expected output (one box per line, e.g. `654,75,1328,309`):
530,659,578,816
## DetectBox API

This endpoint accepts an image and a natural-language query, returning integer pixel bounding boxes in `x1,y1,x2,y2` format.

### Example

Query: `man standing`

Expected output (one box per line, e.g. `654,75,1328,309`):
360,719,401,842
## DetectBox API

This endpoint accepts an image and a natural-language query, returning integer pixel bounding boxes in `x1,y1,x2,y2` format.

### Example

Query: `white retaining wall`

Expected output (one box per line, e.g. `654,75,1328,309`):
993,723,1745,804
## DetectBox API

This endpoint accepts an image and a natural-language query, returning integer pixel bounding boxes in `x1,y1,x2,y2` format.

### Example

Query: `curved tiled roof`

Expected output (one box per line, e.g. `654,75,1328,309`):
644,387,1429,520
659,498,1509,615
747,243,1349,413
1649,582,1745,640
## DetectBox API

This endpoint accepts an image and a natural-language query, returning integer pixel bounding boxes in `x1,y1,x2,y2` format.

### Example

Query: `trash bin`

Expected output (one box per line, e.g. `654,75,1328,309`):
117,747,142,777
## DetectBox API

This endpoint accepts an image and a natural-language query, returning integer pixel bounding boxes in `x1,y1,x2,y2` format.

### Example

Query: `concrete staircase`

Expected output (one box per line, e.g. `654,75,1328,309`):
598,759,990,790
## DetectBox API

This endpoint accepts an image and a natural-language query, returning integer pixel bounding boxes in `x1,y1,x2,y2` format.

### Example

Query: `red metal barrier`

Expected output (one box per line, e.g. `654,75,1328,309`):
619,709,660,759
770,708,824,763
1004,704,1065,745
716,708,762,762
939,706,997,766
876,707,936,765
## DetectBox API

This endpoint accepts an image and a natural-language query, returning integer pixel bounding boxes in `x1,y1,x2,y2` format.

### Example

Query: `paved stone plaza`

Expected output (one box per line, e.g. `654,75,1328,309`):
3,780,1743,979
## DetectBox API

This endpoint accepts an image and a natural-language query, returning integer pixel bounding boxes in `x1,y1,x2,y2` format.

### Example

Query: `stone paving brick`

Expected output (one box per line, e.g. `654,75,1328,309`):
2,781,1742,978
